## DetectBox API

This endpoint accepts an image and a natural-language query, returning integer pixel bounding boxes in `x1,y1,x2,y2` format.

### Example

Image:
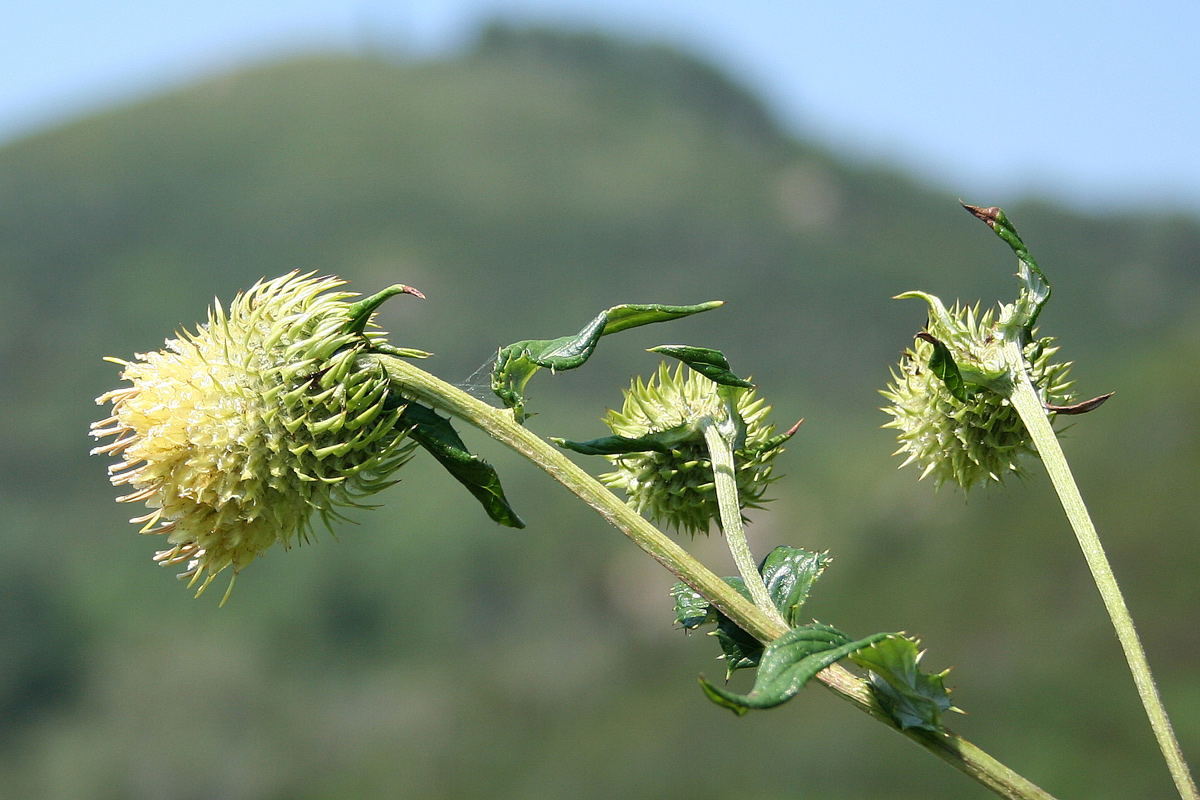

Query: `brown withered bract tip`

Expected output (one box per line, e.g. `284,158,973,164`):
1045,391,1114,415
960,201,1002,229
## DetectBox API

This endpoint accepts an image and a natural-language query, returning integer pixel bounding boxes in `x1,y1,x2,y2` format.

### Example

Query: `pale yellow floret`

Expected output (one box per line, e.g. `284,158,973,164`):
90,272,414,601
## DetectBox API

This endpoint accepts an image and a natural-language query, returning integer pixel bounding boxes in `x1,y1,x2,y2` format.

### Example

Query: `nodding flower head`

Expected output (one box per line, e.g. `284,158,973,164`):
881,298,1073,491
90,272,418,601
601,362,788,536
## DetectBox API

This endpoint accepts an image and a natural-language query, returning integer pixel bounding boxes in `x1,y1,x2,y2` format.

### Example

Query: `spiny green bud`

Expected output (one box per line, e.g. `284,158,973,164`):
881,299,1073,490
89,272,418,600
601,362,788,536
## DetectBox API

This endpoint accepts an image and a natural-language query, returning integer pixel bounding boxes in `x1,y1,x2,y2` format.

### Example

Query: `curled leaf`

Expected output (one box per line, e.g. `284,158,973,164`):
343,284,425,336
701,625,892,715
492,302,722,422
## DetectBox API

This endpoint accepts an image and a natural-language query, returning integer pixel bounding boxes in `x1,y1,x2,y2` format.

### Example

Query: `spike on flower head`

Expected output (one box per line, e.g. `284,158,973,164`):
601,362,788,536
90,272,418,601
881,297,1074,491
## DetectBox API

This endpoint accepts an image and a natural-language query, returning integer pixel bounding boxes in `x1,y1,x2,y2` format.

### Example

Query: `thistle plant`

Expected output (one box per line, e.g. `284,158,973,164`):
882,203,1196,800
90,273,425,602
89,210,1193,799
882,302,1074,489
597,361,787,537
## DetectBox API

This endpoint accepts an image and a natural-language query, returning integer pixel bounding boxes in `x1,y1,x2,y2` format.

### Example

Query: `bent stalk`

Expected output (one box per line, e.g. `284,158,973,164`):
1005,340,1198,800
378,353,1061,800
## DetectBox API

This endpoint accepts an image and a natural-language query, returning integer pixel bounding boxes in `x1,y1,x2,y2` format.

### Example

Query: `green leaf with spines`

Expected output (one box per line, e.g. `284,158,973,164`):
759,546,831,627
399,403,525,529
711,581,764,676
648,345,754,388
671,578,763,676
672,546,835,679
491,301,722,422
849,634,956,732
701,625,893,715
671,582,719,630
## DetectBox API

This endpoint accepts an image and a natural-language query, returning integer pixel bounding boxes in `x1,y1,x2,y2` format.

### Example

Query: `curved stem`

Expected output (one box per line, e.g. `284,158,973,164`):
377,353,1061,800
700,417,788,628
1004,340,1197,800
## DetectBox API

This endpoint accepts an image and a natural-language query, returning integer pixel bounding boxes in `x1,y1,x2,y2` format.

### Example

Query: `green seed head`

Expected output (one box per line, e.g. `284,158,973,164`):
881,301,1073,491
90,272,415,599
601,362,786,536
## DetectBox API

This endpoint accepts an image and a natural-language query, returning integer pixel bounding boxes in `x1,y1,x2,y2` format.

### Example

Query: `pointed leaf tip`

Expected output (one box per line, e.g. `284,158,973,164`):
344,284,425,335
960,202,1005,229
1046,391,1113,415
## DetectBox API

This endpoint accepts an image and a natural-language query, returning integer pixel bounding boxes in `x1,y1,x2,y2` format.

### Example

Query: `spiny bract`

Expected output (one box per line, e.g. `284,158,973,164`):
601,362,786,536
881,301,1073,491
90,272,415,600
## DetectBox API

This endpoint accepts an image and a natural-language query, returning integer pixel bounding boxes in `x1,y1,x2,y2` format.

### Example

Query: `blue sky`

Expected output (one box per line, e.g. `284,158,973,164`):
3,1,1198,213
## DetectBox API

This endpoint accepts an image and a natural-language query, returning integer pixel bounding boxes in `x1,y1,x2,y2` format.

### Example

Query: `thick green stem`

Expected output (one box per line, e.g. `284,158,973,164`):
1004,340,1197,800
377,353,1060,800
700,418,788,628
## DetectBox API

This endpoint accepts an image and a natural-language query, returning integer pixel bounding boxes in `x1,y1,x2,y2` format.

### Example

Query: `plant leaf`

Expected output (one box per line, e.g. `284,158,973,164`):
962,203,1051,337
648,345,754,388
701,624,892,715
759,546,831,628
916,332,968,402
671,582,719,630
849,635,956,732
670,578,763,676
399,403,525,528
552,421,699,456
343,284,425,336
491,302,721,421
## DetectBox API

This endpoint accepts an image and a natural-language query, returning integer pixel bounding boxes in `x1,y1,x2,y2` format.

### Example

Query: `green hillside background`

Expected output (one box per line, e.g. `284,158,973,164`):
2,23,1198,799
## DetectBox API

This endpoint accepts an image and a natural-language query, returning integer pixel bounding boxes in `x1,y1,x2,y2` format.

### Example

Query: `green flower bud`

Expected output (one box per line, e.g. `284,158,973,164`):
90,272,416,599
601,362,787,536
881,299,1073,491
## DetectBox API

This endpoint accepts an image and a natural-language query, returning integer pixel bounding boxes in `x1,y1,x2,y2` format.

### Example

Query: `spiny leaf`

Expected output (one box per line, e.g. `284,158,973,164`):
491,301,721,422
672,546,838,676
648,345,754,388
671,582,719,630
670,578,762,676
759,546,831,628
850,635,956,732
701,625,892,715
399,403,524,528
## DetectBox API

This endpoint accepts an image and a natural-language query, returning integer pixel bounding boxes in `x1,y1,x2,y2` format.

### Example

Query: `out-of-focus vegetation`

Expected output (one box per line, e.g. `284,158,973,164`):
1,23,1197,799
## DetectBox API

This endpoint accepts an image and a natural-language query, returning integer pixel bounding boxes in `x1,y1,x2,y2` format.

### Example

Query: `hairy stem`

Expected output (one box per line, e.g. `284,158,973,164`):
377,353,1061,800
700,417,788,627
1004,340,1197,800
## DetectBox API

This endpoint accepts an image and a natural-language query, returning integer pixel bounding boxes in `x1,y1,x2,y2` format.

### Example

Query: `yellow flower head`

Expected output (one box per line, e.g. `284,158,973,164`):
90,272,416,600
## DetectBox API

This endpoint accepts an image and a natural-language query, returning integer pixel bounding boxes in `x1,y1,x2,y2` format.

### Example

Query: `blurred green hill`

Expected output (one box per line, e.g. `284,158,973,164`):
1,23,1197,799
